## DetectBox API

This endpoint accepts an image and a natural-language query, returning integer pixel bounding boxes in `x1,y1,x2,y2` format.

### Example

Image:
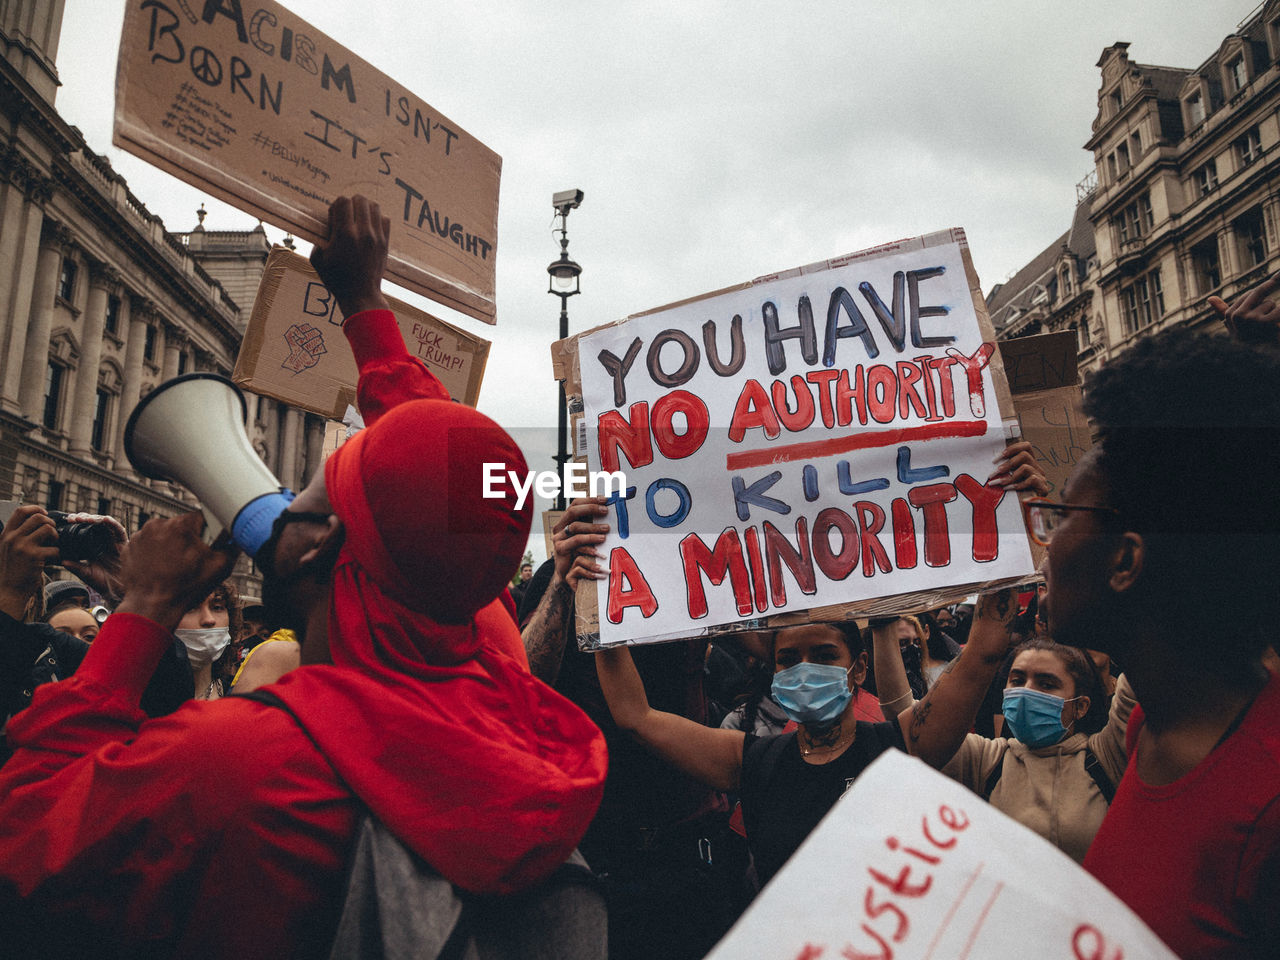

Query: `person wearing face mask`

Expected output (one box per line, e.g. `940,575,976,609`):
173,583,240,701
596,620,908,887
876,589,1136,864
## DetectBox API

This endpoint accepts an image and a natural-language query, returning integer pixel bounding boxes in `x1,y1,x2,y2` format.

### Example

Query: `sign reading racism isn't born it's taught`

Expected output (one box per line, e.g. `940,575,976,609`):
575,230,1035,647
115,0,501,323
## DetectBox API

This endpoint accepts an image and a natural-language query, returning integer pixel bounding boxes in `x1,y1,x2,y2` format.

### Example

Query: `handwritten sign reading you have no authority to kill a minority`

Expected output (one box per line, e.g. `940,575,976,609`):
115,0,501,322
573,230,1036,647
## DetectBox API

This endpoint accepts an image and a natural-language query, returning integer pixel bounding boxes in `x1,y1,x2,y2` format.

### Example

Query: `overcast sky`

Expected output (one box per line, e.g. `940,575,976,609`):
53,0,1250,560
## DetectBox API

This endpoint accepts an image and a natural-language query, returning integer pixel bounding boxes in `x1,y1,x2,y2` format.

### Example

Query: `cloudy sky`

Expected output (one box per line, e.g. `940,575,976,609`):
53,0,1247,559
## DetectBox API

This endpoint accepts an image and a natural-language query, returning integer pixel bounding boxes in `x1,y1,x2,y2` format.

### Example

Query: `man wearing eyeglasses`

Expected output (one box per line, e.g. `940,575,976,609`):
1037,287,1280,960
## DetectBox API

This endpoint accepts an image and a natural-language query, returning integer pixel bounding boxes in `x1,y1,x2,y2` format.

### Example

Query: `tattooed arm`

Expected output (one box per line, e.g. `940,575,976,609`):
901,588,1019,767
596,644,746,791
521,497,610,684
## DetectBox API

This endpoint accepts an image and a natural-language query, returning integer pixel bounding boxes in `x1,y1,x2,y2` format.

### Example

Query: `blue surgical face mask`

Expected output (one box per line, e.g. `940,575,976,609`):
771,662,853,726
1002,687,1080,747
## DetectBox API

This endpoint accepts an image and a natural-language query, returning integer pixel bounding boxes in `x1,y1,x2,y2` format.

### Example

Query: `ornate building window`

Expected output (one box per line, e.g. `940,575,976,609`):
1120,269,1164,335
1191,236,1222,293
1193,160,1218,198
91,388,112,453
1237,126,1263,167
143,323,157,364
1186,91,1205,128
1116,193,1154,243
1227,55,1247,95
1236,208,1267,268
57,257,77,303
105,295,121,336
42,361,65,431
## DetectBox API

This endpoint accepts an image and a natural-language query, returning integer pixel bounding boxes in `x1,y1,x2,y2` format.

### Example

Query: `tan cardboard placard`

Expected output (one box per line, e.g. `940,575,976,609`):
541,509,565,562
558,228,1039,649
114,0,501,322
234,247,488,417
998,332,1092,500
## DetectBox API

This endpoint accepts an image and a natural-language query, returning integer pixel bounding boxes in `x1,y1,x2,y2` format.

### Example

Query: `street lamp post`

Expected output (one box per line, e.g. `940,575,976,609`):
547,189,583,511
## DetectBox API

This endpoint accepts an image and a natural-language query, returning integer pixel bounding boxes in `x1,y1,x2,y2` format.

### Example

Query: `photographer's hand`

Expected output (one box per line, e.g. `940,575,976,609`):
0,506,58,620
115,513,238,631
60,513,128,605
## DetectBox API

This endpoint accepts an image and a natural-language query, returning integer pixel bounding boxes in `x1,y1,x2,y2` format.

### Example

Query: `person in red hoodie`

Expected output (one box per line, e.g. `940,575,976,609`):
0,196,607,959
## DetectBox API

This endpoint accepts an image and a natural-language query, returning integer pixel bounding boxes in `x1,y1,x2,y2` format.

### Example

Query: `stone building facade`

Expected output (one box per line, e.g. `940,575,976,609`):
0,0,325,601
993,1,1280,377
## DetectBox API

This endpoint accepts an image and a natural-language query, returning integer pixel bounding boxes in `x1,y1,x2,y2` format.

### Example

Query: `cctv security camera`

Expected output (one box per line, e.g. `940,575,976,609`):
552,188,584,211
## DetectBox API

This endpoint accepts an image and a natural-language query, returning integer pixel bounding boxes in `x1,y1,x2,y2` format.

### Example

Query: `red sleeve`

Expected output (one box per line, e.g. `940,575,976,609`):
343,308,449,425
0,621,356,952
1,612,171,786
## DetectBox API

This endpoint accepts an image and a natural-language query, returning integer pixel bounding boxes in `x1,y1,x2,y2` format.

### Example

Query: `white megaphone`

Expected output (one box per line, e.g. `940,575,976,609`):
124,374,295,558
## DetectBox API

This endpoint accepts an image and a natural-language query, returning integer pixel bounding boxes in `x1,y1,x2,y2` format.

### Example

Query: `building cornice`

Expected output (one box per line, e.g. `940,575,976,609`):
0,51,79,155
48,157,244,354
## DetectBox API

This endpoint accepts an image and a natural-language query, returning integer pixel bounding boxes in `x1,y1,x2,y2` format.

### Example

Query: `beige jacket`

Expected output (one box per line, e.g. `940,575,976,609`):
941,674,1136,864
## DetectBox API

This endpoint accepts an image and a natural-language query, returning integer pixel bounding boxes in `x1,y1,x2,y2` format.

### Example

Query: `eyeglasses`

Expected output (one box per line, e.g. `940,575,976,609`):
1021,497,1120,547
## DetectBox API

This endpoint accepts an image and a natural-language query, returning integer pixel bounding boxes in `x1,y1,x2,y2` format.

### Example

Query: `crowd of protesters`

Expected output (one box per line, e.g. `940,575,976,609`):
0,195,1275,959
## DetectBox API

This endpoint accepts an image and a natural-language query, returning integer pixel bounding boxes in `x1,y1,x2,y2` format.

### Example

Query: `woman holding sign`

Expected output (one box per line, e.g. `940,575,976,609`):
595,619,906,886
594,441,1047,886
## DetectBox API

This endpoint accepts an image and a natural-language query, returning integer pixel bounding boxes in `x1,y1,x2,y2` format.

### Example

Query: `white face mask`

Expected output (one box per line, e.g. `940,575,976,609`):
175,627,231,666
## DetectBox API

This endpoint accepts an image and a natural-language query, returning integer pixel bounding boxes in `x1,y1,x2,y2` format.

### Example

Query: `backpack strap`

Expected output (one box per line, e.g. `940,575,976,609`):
1082,745,1116,804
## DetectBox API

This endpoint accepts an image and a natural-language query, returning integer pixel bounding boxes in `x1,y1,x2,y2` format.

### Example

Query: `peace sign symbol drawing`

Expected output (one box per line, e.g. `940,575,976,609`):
189,46,222,87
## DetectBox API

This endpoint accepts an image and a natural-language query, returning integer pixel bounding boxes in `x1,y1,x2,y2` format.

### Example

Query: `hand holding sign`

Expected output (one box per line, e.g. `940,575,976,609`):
988,441,1049,496
552,498,611,591
310,195,391,320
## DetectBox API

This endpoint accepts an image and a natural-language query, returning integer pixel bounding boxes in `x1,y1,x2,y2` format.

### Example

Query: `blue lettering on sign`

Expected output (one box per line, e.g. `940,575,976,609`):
731,471,789,522
646,478,692,528
837,461,890,495
897,445,949,483
607,486,638,540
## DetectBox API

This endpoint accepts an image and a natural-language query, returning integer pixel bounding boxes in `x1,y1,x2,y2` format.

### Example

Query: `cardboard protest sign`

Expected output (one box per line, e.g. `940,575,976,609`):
558,229,1036,647
233,248,488,417
706,750,1177,960
541,509,565,563
114,0,501,321
998,332,1092,500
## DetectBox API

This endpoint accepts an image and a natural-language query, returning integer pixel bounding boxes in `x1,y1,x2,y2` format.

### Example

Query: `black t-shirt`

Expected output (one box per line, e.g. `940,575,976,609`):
740,722,904,885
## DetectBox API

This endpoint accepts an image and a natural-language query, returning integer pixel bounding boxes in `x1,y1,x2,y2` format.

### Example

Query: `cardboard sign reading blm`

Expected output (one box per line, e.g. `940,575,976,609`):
705,751,1177,960
114,0,501,322
234,248,488,417
573,230,1035,646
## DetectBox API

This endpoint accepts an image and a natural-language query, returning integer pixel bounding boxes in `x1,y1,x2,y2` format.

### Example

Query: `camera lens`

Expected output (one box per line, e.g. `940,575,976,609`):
49,513,117,562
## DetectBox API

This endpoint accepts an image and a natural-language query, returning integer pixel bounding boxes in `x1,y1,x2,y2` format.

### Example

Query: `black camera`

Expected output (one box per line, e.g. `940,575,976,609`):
47,511,118,562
